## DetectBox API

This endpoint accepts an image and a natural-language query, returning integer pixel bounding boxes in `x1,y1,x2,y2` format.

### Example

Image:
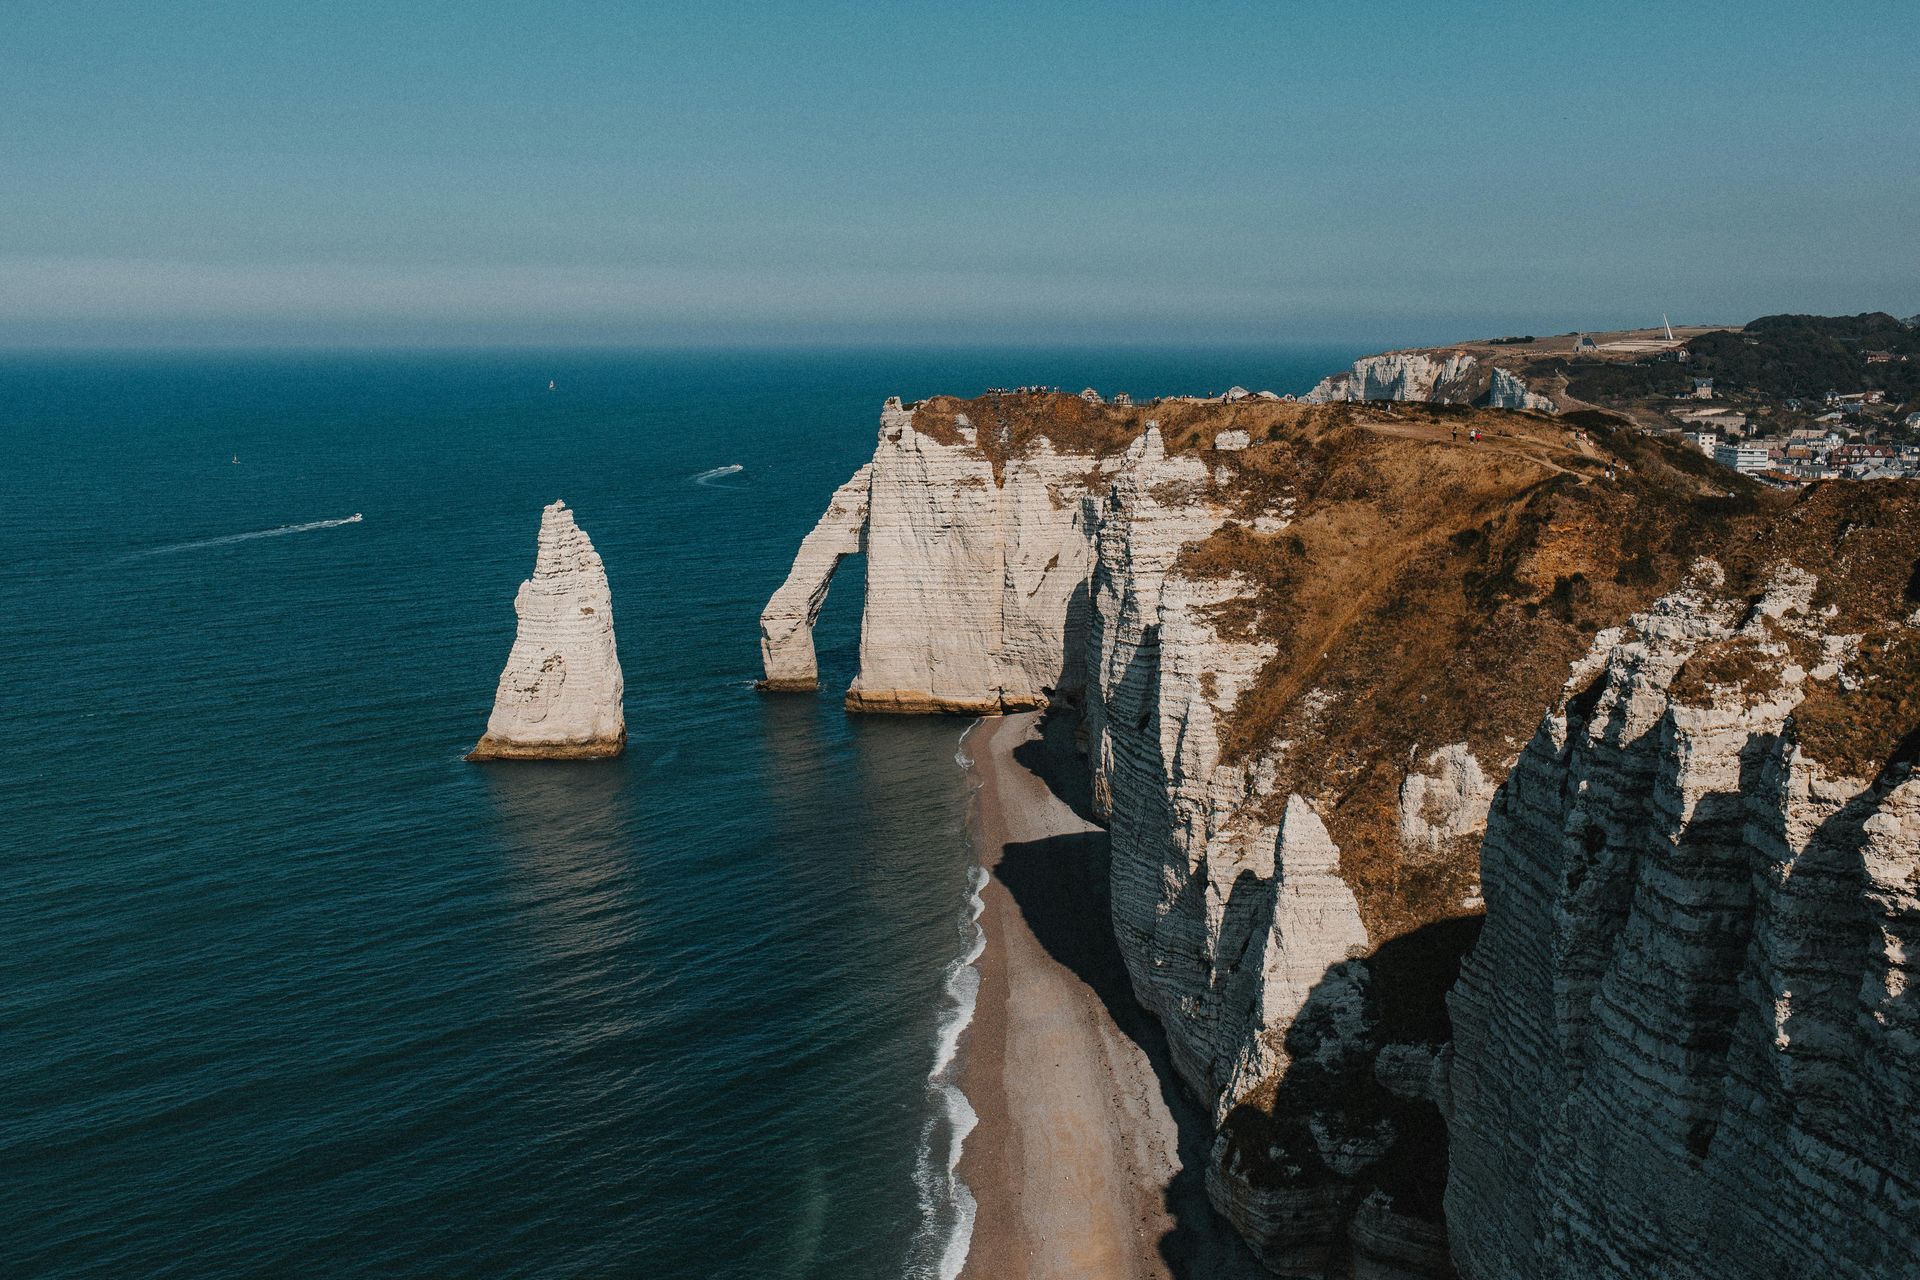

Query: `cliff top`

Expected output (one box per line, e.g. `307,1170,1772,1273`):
910,390,1580,474
1170,409,1919,940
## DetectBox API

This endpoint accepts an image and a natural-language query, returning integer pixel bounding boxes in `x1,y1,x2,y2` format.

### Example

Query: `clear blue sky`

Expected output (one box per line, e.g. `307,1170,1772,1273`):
4,0,1915,348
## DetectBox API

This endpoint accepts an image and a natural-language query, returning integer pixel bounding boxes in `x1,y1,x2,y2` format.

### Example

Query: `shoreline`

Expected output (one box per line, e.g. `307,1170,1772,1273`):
953,711,1265,1280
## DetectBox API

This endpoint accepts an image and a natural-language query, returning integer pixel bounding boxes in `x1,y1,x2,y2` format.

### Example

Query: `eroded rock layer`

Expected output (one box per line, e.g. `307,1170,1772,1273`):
1447,572,1920,1280
1305,352,1478,405
764,391,1920,1277
759,464,871,691
847,399,1097,713
468,500,625,761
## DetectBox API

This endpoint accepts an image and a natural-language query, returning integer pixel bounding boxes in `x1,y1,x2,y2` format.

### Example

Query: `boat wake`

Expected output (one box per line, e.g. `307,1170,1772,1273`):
691,464,744,486
133,514,364,558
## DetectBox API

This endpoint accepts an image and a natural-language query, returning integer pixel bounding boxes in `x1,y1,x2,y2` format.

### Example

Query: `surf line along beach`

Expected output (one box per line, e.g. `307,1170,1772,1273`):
953,712,1265,1280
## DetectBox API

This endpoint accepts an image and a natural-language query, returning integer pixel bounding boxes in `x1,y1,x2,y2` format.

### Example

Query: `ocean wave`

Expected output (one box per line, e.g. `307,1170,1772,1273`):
132,514,363,558
909,860,988,1279
691,463,744,486
954,720,978,770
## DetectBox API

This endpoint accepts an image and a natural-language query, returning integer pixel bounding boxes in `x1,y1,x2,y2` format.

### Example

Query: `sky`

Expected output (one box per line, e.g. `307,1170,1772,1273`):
3,0,1916,349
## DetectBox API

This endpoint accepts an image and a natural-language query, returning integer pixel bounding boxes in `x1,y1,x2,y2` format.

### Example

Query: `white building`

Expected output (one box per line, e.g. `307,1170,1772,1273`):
1714,442,1770,475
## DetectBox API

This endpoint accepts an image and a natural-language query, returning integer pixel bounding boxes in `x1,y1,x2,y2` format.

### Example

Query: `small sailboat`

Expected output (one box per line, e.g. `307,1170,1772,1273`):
548,379,556,391
232,455,239,464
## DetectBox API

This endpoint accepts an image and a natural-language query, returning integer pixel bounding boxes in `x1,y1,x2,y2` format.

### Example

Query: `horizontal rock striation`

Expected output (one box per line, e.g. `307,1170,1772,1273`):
758,464,871,691
1484,366,1555,414
1447,571,1920,1280
847,399,1098,713
765,390,1920,1277
468,500,625,761
1305,352,1478,405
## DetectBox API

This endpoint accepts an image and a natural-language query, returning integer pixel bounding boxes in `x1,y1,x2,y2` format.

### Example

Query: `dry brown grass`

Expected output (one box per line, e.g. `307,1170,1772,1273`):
1155,410,1918,941
910,390,1319,479
1792,627,1920,780
1669,636,1788,707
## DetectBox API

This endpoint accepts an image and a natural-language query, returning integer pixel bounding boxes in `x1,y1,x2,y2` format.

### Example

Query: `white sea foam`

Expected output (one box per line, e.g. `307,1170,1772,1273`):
909,858,988,1279
954,719,978,770
691,463,744,485
134,514,363,558
931,1085,979,1280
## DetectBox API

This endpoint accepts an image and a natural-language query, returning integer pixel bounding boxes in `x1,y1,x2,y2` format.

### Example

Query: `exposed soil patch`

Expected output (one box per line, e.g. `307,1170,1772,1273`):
1792,627,1920,781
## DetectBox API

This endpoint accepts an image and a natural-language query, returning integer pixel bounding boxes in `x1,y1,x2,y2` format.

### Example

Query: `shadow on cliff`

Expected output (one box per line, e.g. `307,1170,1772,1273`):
1010,578,1103,825
1209,915,1482,1277
1010,705,1101,826
995,713,1269,1278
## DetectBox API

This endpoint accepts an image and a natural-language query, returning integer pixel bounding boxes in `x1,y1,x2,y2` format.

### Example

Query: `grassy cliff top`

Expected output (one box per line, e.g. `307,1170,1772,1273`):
909,390,1580,469
1168,409,1918,942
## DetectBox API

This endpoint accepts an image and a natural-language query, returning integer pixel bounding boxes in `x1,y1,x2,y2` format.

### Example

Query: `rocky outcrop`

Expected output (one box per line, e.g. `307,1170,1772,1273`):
1304,351,1561,417
763,397,1099,714
468,500,625,761
758,464,871,691
1447,570,1920,1280
850,401,1098,713
1305,352,1477,405
1484,367,1554,413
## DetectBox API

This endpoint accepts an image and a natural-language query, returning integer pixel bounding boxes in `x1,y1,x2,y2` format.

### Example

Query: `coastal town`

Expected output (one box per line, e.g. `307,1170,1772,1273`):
1265,311,1920,485
1672,380,1919,482
1502,313,1920,482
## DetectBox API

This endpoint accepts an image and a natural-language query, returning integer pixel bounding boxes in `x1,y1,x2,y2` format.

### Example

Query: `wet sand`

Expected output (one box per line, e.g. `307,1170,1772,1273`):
956,712,1264,1280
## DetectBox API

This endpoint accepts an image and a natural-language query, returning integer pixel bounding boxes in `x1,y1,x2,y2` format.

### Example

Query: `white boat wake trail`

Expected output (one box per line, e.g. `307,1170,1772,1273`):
134,514,363,558
691,464,744,486
909,720,986,1280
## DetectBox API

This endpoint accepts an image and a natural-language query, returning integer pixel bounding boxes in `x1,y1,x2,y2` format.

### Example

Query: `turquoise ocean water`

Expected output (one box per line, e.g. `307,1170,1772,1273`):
0,346,1354,1279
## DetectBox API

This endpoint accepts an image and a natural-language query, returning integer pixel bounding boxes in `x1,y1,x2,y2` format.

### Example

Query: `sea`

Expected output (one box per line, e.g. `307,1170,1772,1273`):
0,345,1357,1279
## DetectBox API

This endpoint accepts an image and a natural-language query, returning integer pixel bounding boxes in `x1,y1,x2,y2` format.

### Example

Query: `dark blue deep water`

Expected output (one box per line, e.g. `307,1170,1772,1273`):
0,346,1354,1279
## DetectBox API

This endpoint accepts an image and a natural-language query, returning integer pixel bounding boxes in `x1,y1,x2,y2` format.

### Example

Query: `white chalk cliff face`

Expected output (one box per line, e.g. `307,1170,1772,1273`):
1081,428,1373,1127
761,398,1097,713
1077,434,1465,1276
1447,571,1920,1280
767,399,1473,1271
1485,366,1555,413
763,398,1919,1278
468,501,625,761
1305,351,1477,404
759,464,872,691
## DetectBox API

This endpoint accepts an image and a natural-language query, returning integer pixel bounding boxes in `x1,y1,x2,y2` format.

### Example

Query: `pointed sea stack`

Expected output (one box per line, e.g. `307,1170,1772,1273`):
467,500,625,761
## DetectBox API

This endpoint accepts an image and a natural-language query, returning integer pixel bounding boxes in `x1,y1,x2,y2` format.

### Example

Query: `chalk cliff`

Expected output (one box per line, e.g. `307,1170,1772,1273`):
1447,563,1920,1280
759,464,872,691
1305,352,1478,405
468,500,625,761
847,399,1097,713
763,392,1920,1277
1484,366,1555,413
